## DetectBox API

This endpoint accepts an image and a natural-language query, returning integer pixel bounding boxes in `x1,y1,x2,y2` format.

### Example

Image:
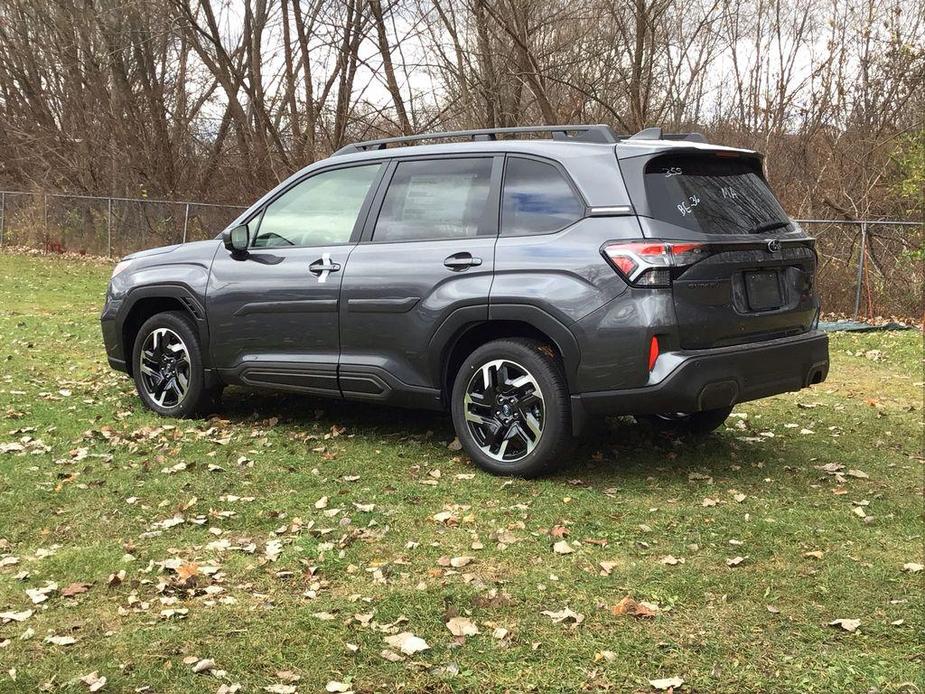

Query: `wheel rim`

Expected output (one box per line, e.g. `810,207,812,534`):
463,359,545,463
139,328,191,408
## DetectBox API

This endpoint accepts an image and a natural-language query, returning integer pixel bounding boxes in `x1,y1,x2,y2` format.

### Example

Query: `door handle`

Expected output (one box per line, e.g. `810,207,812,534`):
309,253,341,283
444,252,482,271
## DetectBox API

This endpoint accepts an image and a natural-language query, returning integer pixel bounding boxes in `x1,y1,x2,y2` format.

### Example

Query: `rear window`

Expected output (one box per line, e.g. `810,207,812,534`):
643,154,791,235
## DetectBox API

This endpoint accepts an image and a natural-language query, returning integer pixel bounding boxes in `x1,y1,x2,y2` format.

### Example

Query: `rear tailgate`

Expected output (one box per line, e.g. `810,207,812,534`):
669,238,817,349
619,147,820,349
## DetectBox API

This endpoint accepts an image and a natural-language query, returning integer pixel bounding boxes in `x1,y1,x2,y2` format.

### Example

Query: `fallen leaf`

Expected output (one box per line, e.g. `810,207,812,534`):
384,631,430,655
44,635,77,646
326,681,352,693
611,596,658,618
61,582,91,598
829,618,860,632
902,562,923,573
660,555,684,566
263,686,296,694
649,676,684,690
176,563,199,583
191,658,214,674
0,610,32,623
726,556,746,567
846,469,869,479
552,540,574,555
802,550,824,560
541,607,584,625
79,671,107,691
446,616,479,637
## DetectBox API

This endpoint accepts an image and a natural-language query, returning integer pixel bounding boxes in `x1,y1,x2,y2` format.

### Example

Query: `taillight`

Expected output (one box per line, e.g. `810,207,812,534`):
601,241,705,287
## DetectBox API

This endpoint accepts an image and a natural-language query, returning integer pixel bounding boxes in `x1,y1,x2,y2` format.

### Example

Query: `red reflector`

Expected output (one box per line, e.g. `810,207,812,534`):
648,336,660,371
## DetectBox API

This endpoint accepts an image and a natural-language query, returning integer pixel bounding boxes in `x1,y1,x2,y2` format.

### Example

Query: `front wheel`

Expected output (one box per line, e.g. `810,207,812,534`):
450,338,572,478
635,406,733,435
131,311,219,418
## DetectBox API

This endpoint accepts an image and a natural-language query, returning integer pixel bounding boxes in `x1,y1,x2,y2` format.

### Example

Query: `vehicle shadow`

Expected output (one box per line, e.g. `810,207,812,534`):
217,387,760,485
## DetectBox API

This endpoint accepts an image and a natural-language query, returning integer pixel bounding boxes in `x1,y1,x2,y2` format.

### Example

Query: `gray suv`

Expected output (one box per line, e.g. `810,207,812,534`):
101,124,829,477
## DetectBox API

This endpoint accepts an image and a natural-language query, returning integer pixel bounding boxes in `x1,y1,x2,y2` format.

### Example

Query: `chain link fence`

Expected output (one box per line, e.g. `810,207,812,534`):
800,219,924,320
0,191,246,258
0,190,921,320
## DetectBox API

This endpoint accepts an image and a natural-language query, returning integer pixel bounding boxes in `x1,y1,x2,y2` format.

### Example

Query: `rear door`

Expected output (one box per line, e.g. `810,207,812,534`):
621,150,818,349
338,155,502,405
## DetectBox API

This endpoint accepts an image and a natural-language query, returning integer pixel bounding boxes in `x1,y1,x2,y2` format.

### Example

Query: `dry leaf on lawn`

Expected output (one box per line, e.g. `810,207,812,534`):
541,607,584,625
384,631,430,655
446,616,479,636
829,618,860,632
552,541,574,555
649,676,684,690
79,672,107,692
611,596,658,618
44,635,77,646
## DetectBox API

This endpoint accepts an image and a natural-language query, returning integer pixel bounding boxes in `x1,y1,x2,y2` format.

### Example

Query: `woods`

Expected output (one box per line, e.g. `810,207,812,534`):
0,0,922,220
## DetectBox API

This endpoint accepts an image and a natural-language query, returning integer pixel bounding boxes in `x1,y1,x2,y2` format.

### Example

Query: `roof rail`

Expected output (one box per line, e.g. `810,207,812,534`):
628,126,708,144
333,124,620,155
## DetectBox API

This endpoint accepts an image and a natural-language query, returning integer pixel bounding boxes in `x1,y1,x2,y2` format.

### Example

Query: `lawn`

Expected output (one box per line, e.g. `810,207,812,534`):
0,252,921,694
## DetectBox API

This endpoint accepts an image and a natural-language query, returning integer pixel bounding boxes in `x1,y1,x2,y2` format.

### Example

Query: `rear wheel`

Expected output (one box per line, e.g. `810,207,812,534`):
451,338,571,478
132,311,220,418
635,406,733,435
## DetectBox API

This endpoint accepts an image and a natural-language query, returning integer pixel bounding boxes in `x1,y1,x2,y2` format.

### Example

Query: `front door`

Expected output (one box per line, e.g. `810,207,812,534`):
207,162,385,396
339,155,502,407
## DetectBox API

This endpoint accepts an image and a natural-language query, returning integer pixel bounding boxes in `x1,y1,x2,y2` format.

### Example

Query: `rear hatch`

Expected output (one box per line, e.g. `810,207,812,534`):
619,148,818,349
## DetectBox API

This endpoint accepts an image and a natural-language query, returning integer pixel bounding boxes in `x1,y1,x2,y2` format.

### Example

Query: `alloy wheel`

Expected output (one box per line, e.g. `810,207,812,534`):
139,327,191,408
463,359,545,463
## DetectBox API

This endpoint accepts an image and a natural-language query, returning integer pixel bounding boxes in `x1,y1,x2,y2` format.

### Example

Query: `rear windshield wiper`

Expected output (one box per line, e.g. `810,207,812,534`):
751,220,791,234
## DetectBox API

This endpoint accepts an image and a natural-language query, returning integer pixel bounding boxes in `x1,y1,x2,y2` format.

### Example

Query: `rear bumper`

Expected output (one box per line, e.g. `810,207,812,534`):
572,330,829,421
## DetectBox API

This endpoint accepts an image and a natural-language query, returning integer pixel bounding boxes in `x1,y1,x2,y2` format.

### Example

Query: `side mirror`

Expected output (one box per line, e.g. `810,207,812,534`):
224,224,250,254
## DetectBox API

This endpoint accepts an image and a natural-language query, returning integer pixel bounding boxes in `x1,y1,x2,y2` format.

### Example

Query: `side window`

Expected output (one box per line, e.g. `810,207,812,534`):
501,157,584,236
373,158,493,242
253,164,382,248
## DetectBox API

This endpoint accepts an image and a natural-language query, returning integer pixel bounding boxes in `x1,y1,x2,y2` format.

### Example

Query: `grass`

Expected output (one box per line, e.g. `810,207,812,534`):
0,251,921,693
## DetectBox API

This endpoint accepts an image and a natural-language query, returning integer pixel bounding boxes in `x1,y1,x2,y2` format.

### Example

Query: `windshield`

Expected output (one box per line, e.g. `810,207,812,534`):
642,153,791,235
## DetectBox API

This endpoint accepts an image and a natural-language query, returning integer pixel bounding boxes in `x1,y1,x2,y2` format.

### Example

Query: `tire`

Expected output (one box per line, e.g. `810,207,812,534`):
131,311,219,418
635,406,733,435
450,338,572,478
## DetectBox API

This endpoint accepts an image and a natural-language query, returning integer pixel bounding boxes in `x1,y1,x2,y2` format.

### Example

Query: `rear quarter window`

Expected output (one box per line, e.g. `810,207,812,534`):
501,157,584,236
643,153,791,235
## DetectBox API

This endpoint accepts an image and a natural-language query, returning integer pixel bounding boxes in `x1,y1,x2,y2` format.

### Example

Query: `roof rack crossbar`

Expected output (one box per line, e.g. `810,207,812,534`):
333,124,620,155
